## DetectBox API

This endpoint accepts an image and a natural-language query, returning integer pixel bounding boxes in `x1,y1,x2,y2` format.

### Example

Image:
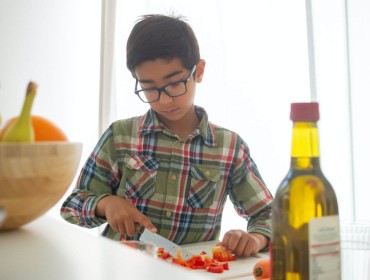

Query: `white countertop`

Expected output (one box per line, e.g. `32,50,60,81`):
0,216,268,280
0,216,211,280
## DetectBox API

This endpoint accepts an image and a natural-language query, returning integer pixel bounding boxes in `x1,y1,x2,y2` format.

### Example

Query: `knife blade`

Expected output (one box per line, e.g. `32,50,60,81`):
139,228,194,260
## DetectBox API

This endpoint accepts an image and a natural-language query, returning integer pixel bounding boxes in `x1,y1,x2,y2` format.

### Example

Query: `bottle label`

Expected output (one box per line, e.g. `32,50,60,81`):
309,215,341,280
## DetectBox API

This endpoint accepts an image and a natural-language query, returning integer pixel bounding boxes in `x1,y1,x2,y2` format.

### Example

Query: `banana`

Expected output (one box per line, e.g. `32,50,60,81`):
1,82,37,142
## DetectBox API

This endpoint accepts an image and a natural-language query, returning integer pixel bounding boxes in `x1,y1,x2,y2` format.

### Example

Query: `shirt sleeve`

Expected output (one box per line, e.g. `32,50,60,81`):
228,138,273,239
60,125,120,228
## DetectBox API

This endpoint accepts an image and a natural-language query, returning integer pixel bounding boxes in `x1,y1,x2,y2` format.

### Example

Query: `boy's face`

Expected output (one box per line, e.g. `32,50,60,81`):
134,58,205,124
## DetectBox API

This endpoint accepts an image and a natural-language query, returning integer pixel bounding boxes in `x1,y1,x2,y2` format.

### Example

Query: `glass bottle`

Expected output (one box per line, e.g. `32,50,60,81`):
271,102,341,280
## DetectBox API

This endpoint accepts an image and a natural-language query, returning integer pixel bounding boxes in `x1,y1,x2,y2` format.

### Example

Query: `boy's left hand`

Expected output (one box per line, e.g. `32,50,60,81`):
218,230,268,257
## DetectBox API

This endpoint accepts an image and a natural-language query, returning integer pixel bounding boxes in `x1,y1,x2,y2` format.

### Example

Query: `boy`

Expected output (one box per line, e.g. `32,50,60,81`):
61,14,273,257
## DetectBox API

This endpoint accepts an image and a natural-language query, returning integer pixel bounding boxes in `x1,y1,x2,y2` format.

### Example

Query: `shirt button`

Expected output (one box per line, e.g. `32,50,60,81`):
205,170,211,177
171,175,177,181
165,211,172,218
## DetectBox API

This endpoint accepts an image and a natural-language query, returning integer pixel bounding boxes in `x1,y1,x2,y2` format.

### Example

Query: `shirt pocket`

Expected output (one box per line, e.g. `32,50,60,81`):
187,164,221,208
119,155,159,199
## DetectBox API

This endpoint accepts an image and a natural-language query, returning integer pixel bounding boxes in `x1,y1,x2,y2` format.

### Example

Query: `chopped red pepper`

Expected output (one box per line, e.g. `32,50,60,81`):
211,246,236,262
194,256,205,265
161,252,171,260
207,265,224,273
154,246,235,274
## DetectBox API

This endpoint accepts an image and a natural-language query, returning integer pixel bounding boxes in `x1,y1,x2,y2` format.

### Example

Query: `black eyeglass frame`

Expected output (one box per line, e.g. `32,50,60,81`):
134,65,197,103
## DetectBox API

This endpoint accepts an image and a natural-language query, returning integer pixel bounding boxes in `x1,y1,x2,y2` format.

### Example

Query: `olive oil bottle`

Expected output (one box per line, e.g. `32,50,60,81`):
271,102,341,280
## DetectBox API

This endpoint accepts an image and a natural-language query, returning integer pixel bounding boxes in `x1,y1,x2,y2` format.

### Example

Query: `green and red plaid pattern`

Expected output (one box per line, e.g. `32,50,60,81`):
60,106,273,244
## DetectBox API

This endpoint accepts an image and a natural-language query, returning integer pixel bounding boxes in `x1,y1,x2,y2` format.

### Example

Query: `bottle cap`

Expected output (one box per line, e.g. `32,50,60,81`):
290,102,320,122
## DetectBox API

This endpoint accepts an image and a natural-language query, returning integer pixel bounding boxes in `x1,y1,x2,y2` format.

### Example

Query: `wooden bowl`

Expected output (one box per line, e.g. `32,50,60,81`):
0,142,82,231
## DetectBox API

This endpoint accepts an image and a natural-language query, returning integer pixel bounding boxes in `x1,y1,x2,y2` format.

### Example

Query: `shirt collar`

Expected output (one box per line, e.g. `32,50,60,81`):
138,106,217,147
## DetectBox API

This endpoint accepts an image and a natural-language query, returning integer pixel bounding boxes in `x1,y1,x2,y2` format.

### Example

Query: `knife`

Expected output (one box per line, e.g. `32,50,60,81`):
139,228,194,260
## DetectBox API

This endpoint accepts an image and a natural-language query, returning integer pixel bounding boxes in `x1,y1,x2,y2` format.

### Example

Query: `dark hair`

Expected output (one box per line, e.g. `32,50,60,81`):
126,14,200,74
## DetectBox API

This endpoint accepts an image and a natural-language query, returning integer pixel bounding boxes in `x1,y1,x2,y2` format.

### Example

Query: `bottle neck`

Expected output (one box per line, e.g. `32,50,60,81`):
290,121,320,169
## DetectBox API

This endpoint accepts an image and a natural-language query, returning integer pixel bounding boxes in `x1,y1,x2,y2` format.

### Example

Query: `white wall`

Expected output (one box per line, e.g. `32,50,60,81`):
113,0,370,234
346,0,370,220
311,0,370,220
113,0,311,235
0,0,369,235
0,0,101,220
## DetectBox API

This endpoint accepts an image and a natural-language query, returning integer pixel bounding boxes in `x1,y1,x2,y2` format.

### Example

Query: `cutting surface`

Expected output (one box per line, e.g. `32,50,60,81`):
182,241,269,279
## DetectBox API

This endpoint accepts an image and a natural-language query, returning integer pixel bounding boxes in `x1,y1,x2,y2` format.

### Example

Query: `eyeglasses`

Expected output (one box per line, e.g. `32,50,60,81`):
134,65,196,103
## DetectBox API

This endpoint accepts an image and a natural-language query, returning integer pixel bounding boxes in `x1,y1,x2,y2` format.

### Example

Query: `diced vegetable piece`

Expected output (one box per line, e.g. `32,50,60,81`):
253,259,270,279
207,265,224,273
211,246,236,262
154,246,235,274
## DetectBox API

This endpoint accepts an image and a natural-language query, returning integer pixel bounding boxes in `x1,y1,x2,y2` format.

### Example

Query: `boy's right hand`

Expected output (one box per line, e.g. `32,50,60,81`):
95,195,157,237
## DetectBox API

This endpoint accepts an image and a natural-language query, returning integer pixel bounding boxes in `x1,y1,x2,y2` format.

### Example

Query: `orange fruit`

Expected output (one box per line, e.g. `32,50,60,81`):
0,115,68,141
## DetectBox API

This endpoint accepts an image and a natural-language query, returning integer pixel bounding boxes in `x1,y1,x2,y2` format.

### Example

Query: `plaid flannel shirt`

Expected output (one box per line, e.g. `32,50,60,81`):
60,106,273,244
